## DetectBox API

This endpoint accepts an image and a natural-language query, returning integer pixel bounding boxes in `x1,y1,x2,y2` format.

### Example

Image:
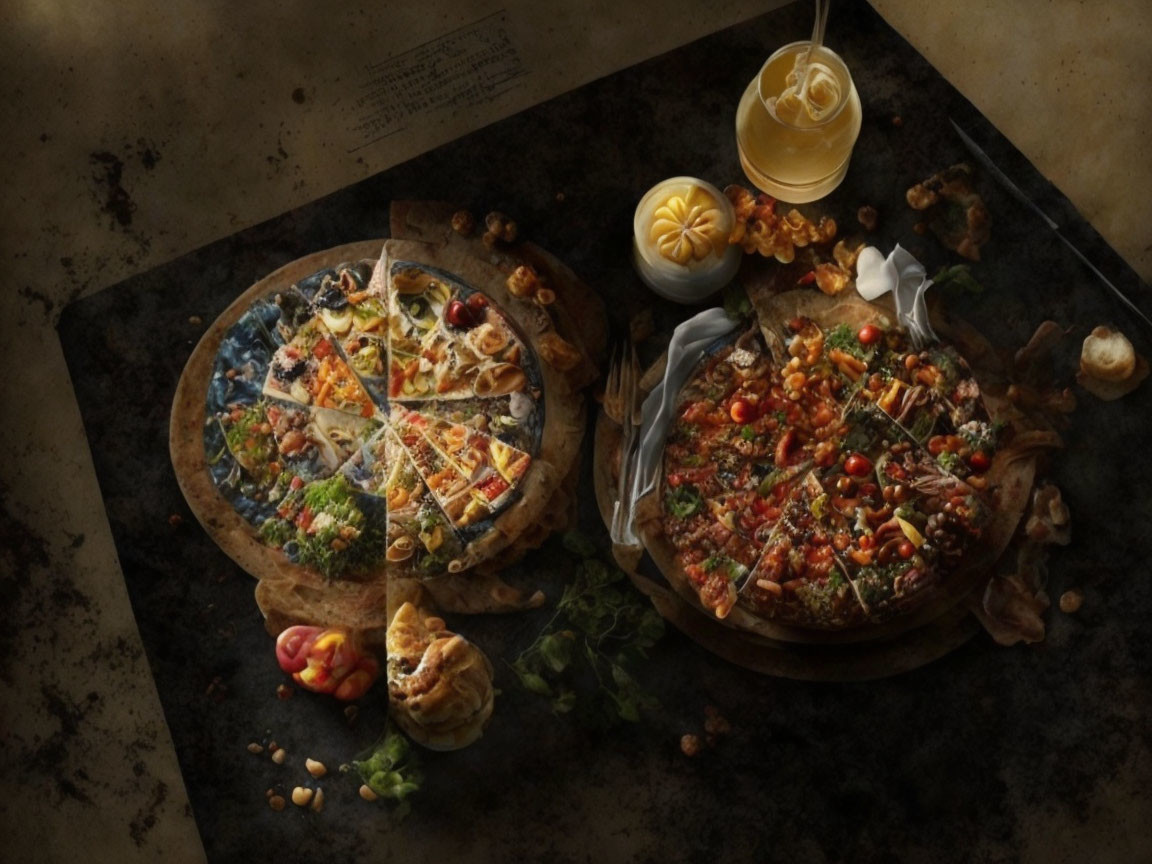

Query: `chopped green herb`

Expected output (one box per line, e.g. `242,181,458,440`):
665,484,703,519
936,450,962,473
722,282,753,321
351,720,423,816
740,425,756,442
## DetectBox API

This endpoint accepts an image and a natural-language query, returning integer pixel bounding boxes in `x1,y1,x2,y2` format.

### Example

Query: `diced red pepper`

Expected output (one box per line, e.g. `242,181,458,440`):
312,338,334,359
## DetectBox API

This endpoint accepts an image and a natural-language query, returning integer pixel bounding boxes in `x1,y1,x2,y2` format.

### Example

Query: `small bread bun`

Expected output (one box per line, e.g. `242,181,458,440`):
1080,325,1136,382
1077,353,1148,401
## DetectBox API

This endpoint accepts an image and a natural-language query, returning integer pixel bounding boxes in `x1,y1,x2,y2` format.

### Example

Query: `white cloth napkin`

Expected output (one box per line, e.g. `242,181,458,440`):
632,308,739,503
855,243,938,346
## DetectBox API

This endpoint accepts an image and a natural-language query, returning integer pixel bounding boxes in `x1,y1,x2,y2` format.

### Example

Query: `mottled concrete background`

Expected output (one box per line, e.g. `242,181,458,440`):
2,1,1150,862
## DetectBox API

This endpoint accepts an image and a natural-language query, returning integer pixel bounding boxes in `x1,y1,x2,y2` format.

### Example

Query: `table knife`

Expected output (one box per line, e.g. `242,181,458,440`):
949,118,1152,333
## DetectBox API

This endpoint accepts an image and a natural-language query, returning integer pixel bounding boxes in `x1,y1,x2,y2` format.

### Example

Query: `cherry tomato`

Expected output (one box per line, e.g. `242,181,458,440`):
969,450,991,472
465,292,489,313
898,541,915,559
844,453,873,477
857,324,883,345
730,399,753,424
445,299,474,328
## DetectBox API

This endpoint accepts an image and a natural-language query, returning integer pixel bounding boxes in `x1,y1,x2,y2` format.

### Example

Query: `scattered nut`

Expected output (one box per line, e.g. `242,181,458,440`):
276,683,293,701
450,209,475,236
310,787,325,812
246,742,264,755
857,205,878,232
305,758,327,778
537,332,582,370
555,191,566,203
188,315,203,325
506,264,541,298
481,231,499,249
1059,589,1084,614
912,221,928,235
268,795,286,812
271,747,286,765
359,784,379,802
484,211,517,243
291,786,313,807
168,513,183,528
703,706,731,737
680,734,701,757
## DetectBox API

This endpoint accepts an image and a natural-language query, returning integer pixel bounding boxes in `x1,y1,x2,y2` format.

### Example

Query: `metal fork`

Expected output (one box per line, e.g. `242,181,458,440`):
606,339,641,546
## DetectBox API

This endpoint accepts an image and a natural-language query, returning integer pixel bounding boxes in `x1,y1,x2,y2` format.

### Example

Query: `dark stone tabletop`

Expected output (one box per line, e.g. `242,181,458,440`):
57,1,1152,860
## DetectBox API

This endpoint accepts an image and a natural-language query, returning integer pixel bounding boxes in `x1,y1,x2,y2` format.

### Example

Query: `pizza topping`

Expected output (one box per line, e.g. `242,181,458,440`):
444,299,474,329
843,453,872,477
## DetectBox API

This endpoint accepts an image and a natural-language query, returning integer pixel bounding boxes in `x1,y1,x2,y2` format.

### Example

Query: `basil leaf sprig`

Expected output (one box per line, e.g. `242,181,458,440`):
350,720,423,817
510,532,664,723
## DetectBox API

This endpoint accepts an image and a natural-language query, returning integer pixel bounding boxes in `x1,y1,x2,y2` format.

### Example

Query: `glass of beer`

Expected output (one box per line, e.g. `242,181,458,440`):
735,40,861,203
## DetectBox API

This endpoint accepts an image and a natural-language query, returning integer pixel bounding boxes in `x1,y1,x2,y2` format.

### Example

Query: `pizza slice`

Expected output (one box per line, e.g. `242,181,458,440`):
392,406,533,528
263,315,378,418
379,429,467,579
737,472,867,628
322,293,390,405
392,394,541,456
265,401,381,482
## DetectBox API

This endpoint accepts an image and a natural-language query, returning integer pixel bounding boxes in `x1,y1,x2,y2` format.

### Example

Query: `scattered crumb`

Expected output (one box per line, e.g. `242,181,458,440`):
268,795,286,811
359,784,378,802
913,222,928,235
188,315,202,325
305,758,327,778
1059,589,1083,614
168,513,183,527
246,742,264,755
276,683,293,701
891,115,903,127
857,205,878,232
680,734,701,757
291,787,313,807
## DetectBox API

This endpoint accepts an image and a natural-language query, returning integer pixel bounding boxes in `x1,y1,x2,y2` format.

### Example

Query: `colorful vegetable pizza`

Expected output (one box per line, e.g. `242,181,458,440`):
641,290,1029,640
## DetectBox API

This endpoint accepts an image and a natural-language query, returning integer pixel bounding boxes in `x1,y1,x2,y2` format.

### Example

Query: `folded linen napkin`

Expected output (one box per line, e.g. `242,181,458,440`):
631,307,739,504
855,243,938,346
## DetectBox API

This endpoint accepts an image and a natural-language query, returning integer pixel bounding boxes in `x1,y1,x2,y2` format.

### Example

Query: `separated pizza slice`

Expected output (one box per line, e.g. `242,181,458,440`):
389,394,541,457
318,292,390,405
263,315,378,418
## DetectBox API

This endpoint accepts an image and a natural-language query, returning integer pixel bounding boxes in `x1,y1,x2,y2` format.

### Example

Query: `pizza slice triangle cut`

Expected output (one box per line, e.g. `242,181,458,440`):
385,259,531,402
736,471,867,628
263,314,379,419
388,405,532,530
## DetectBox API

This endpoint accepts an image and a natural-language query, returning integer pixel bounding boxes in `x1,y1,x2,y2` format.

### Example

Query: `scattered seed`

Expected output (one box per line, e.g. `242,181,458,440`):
891,114,903,127
271,747,286,765
310,787,325,812
291,787,313,807
1059,589,1084,614
359,784,378,802
857,205,878,232
305,759,327,778
168,513,183,527
268,795,286,811
247,742,264,755
555,191,566,202
680,734,701,757
188,315,203,325
276,684,293,701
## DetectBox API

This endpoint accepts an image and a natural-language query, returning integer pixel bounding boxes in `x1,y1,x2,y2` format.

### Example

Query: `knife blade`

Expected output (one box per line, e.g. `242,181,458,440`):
949,118,1152,333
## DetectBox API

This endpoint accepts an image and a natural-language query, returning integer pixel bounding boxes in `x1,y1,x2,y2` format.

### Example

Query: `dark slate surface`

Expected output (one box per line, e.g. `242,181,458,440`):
57,1,1152,861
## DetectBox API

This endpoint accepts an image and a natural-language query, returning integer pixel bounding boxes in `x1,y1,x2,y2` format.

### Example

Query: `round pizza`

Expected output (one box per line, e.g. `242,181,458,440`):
640,290,1029,641
173,211,605,747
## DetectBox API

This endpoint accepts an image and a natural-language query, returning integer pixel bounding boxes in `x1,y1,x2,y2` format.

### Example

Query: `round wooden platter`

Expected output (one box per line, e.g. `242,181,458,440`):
592,381,982,684
170,240,387,587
